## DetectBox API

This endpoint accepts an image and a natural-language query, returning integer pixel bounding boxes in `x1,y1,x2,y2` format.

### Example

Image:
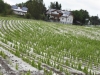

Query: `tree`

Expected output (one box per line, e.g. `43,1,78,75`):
49,1,61,10
81,10,89,24
4,3,13,15
72,9,89,25
56,2,61,10
0,0,13,15
0,0,5,13
90,16,100,25
16,2,27,7
26,0,46,19
25,13,31,19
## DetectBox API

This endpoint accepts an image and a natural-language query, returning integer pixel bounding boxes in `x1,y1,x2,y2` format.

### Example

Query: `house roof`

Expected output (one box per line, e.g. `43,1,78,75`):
57,10,62,13
22,7,28,11
11,5,18,9
48,9,56,12
46,9,56,14
51,11,59,15
60,10,71,17
11,5,28,13
46,9,72,18
13,8,27,13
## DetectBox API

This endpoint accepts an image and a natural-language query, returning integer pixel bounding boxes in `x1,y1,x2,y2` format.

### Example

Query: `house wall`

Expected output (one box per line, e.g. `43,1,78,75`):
60,15,73,24
60,17,67,24
12,5,28,16
13,11,26,15
49,15,54,19
66,15,73,24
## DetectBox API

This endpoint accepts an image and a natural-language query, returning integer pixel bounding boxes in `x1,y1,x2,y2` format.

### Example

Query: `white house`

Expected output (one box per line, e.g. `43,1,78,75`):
60,10,73,24
46,9,73,24
11,5,28,16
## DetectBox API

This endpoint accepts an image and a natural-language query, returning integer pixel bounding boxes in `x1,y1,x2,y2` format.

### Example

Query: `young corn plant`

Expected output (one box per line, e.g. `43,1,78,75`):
15,63,18,70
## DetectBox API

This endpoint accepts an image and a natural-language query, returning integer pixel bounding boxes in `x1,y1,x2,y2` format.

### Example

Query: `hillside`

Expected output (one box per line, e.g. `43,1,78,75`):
0,17,100,75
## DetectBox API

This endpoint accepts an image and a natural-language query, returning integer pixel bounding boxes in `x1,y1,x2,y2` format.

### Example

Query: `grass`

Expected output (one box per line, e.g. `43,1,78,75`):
0,16,100,74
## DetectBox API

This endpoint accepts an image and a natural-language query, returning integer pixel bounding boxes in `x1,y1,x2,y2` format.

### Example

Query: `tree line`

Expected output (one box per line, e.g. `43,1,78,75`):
16,0,46,19
0,0,100,25
72,9,100,25
0,0,62,19
0,0,13,16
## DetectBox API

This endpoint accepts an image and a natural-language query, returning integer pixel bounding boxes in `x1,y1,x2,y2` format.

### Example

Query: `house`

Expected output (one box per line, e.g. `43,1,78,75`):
46,9,73,24
11,5,28,16
46,9,61,21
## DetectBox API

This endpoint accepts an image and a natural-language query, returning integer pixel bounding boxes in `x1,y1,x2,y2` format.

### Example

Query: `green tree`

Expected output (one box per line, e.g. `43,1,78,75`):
16,2,27,7
0,0,13,15
4,3,13,15
49,1,61,10
56,2,61,10
90,16,100,25
26,0,46,19
0,0,5,13
25,13,31,19
72,9,89,25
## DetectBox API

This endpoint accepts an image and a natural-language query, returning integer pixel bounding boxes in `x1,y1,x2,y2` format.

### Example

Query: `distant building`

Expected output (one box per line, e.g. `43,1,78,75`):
11,5,28,16
46,9,73,24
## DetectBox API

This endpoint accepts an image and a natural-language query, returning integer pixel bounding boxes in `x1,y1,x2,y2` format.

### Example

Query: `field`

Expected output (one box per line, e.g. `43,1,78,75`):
0,17,100,75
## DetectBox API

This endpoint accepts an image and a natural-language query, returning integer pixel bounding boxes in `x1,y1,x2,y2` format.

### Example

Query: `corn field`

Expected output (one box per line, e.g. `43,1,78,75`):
0,17,100,75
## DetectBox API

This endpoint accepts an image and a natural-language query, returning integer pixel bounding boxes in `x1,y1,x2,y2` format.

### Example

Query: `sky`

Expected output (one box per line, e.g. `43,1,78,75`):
4,0,100,18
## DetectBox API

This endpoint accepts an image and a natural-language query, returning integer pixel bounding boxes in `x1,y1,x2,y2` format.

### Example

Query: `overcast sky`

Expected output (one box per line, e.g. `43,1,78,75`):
4,0,100,17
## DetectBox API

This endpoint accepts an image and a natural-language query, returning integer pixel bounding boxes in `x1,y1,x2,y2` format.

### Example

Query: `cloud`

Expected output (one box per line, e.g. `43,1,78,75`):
4,0,15,5
4,0,28,5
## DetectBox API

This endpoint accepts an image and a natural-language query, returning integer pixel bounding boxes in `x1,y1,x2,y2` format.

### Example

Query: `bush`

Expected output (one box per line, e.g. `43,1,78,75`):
25,13,31,19
40,14,45,20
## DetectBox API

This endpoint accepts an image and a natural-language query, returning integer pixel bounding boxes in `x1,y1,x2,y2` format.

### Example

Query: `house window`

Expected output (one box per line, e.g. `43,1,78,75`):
62,18,64,20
